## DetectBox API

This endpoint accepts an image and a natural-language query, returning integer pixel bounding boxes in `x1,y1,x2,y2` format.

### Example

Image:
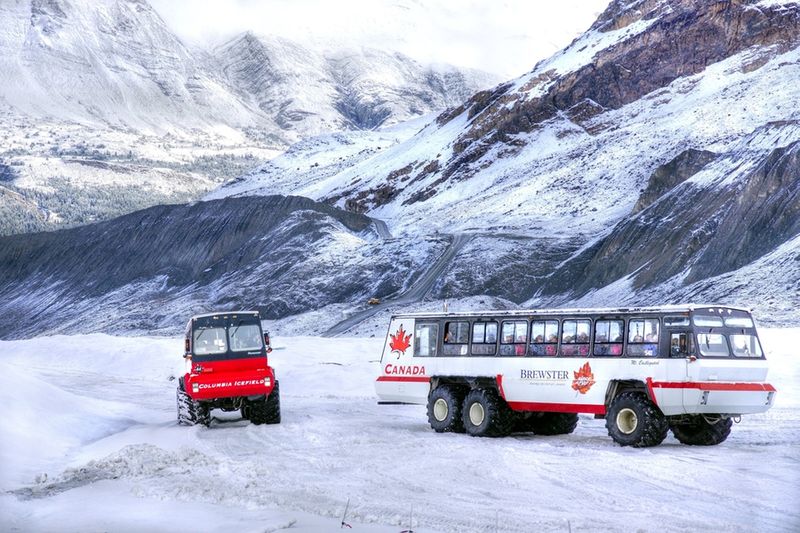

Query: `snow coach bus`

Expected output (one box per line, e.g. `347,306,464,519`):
375,305,775,447
177,311,280,426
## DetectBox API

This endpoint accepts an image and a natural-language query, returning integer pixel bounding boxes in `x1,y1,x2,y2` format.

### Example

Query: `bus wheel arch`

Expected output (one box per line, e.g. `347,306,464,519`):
604,379,651,408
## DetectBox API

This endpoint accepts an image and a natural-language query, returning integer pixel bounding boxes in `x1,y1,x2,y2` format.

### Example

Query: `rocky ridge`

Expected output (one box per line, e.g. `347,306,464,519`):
215,0,800,322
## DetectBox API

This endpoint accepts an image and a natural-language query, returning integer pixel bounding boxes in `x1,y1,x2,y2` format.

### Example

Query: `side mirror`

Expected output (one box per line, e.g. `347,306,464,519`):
264,332,273,354
184,338,191,354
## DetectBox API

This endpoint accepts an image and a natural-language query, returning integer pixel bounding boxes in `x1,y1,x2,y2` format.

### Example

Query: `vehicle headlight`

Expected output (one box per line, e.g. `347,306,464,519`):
264,377,271,386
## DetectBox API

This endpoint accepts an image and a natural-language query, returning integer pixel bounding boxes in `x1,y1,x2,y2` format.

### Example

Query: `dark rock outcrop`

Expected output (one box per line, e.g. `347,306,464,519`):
632,149,718,213
403,0,800,189
537,136,800,298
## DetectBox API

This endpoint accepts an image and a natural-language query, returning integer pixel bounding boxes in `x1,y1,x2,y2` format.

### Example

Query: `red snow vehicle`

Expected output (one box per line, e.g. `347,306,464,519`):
177,311,280,426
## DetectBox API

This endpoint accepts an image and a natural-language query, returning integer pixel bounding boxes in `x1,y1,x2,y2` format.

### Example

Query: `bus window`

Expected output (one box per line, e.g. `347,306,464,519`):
725,317,755,328
471,321,498,356
669,332,694,357
694,315,724,328
561,319,590,356
193,327,227,355
414,323,439,357
594,320,623,356
730,334,762,358
500,320,528,356
664,316,690,327
530,320,558,356
628,319,659,356
443,321,469,355
697,333,730,357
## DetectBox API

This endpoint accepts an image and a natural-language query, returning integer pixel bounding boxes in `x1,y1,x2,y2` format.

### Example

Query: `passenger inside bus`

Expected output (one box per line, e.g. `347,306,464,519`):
671,337,681,356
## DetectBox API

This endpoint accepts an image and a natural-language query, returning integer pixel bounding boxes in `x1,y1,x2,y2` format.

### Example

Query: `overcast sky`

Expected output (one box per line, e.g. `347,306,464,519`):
149,0,610,79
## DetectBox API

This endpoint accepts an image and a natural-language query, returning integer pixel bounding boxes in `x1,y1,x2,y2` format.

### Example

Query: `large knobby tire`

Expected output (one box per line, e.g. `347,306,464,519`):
427,384,466,433
462,388,514,438
529,413,579,436
605,391,668,447
249,381,281,425
670,415,732,445
176,386,210,427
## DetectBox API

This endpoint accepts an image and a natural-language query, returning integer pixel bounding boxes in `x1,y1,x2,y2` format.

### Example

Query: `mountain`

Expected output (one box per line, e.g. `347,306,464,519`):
215,32,498,138
0,0,497,236
0,195,448,338
3,0,799,338
213,0,800,323
0,0,261,132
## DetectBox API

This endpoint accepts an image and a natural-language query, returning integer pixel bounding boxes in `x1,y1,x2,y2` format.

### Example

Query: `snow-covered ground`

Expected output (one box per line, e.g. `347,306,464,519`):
1,330,798,532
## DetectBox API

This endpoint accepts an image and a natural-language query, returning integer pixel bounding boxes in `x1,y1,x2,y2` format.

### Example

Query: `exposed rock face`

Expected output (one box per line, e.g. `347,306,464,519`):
632,149,718,213
442,0,800,183
246,0,799,321
0,195,444,338
536,126,800,300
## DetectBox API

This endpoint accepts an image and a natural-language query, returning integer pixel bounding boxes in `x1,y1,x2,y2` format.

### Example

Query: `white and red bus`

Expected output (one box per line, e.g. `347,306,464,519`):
375,305,775,447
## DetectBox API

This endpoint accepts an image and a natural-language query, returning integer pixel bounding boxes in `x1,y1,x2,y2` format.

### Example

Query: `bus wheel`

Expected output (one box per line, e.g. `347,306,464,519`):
427,384,466,433
605,391,668,447
462,388,514,438
177,382,210,427
670,415,732,445
531,413,579,436
249,381,281,425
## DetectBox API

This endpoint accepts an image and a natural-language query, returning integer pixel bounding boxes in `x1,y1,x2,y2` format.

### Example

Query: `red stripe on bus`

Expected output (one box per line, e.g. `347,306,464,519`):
646,377,658,406
649,381,776,392
496,374,506,399
375,376,430,383
506,401,606,415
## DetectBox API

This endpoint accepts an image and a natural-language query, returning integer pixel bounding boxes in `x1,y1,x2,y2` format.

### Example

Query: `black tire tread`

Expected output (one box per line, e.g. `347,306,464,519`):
176,385,210,427
249,381,281,425
530,413,579,436
463,388,515,438
605,391,668,447
670,416,732,445
427,384,467,433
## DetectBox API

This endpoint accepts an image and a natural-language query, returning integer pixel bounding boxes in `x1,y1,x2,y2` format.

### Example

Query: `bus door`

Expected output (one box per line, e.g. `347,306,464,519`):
665,330,696,412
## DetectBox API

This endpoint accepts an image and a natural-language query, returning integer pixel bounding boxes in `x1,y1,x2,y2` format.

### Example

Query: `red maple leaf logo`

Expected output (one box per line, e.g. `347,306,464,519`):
389,325,412,358
572,362,595,394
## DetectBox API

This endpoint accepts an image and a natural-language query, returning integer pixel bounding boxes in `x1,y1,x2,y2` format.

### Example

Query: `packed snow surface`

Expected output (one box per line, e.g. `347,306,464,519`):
1,330,798,532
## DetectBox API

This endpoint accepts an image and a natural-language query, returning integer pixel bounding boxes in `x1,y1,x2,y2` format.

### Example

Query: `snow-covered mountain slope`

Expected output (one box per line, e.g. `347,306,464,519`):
0,0,497,236
215,33,498,138
0,0,262,133
213,0,800,322
204,114,432,202
3,0,798,335
2,331,799,531
0,195,448,339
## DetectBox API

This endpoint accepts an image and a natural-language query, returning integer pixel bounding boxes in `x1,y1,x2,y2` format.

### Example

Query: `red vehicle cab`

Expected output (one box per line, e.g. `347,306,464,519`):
177,311,280,426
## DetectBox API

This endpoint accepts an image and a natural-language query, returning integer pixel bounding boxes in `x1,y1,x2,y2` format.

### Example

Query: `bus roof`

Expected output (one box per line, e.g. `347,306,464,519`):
390,304,752,320
190,310,260,321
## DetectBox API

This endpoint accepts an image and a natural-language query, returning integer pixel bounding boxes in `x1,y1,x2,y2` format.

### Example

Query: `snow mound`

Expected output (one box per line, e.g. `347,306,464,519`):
0,361,134,488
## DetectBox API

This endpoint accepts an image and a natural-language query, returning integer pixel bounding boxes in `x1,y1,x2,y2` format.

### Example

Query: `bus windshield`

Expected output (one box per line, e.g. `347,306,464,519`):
730,334,763,358
193,327,228,355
